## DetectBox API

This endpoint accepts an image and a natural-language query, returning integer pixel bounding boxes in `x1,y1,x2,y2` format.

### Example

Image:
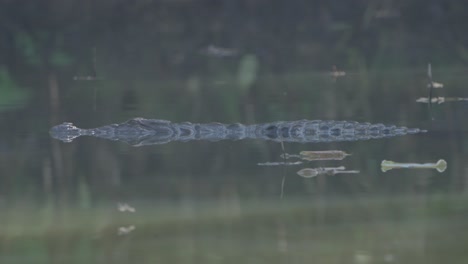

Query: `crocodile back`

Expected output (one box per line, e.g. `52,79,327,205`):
50,118,426,146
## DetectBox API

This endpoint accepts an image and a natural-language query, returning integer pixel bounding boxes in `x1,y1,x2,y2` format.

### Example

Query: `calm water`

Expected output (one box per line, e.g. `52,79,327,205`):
2,1,468,263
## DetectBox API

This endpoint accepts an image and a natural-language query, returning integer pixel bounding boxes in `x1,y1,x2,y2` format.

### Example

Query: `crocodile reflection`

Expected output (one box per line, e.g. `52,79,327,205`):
50,118,426,146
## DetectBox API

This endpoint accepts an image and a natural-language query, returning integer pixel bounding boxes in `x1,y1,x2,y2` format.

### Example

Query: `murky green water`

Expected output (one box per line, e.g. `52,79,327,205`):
2,1,468,263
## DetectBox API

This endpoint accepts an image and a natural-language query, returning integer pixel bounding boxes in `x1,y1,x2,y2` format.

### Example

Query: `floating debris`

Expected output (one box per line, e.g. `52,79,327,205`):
427,64,443,88
426,64,443,89
117,203,136,213
330,65,346,80
416,97,468,104
381,159,447,172
118,225,135,236
427,63,434,107
416,97,442,104
297,166,360,178
257,161,303,166
426,63,440,119
427,82,444,89
426,64,444,102
281,150,351,161
200,45,238,57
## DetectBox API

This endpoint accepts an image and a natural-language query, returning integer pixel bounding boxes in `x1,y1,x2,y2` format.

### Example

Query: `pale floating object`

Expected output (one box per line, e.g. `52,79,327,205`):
416,97,468,104
329,65,346,80
381,159,447,173
427,63,442,88
118,225,135,236
427,81,444,88
416,97,444,104
257,161,303,166
297,166,360,178
200,45,238,57
330,71,346,77
117,203,136,213
282,150,351,161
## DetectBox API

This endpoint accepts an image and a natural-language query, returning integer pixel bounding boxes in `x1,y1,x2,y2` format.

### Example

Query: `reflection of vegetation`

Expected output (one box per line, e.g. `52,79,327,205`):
0,67,30,110
14,31,41,66
237,54,259,92
15,31,72,67
2,194,468,263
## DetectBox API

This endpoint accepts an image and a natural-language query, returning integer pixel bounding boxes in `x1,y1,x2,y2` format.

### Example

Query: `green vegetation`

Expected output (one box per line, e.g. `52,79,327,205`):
0,67,30,110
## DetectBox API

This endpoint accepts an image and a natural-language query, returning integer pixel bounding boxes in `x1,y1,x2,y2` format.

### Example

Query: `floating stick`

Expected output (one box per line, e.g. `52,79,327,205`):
381,159,447,172
427,63,434,117
281,150,351,161
297,166,360,178
257,161,303,166
299,150,351,161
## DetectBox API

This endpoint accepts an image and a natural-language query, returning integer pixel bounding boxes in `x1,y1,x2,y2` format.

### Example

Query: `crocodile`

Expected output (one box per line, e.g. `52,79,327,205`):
49,118,426,146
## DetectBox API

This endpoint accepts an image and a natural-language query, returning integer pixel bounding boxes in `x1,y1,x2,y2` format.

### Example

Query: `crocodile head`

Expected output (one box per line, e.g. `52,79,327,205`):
49,122,83,142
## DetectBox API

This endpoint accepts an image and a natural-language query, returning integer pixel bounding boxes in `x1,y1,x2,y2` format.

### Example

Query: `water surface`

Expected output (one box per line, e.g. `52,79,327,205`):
1,1,468,263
